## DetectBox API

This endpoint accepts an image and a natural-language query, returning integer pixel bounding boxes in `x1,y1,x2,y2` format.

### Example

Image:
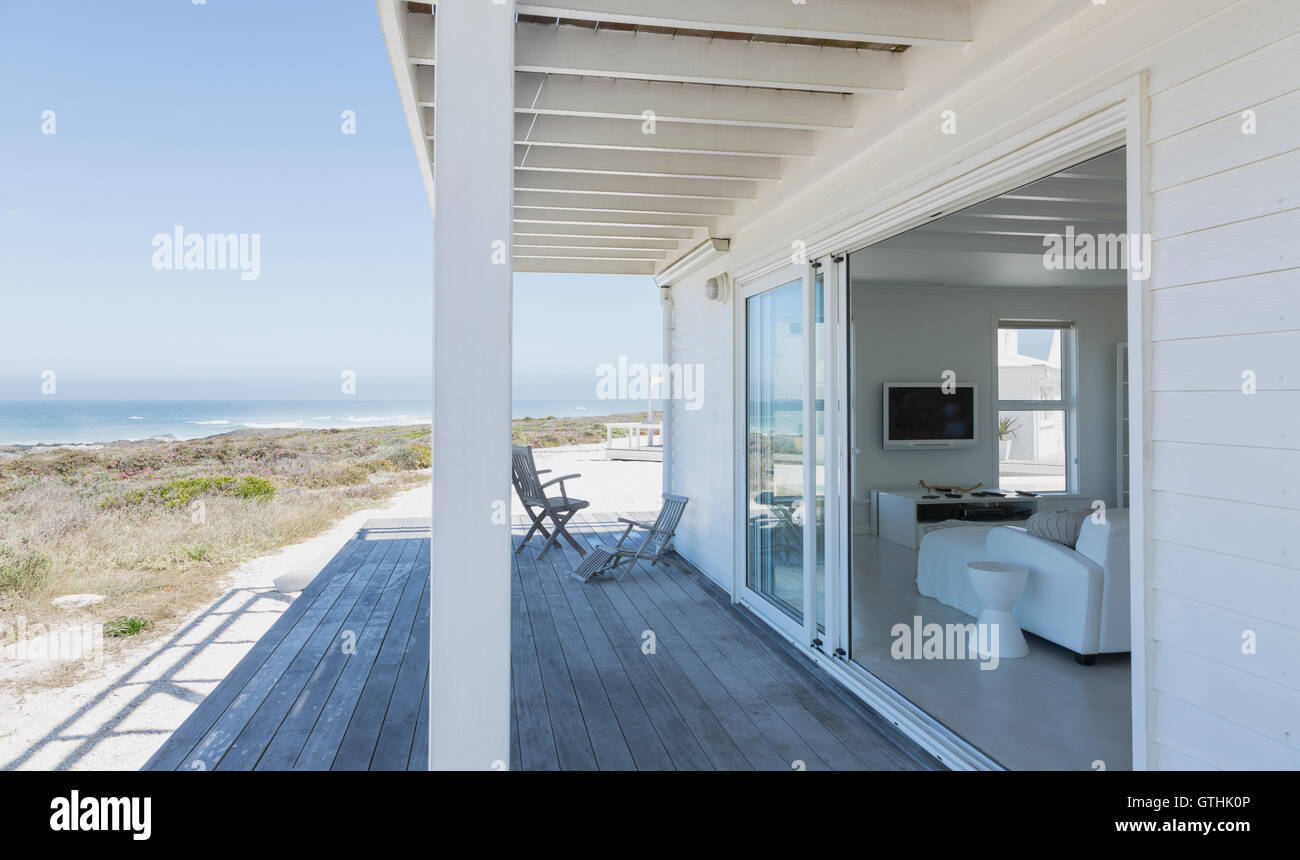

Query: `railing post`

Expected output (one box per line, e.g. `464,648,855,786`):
430,0,515,770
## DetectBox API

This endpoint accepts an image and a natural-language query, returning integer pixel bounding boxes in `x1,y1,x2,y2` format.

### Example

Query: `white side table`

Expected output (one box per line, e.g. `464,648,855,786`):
966,561,1030,659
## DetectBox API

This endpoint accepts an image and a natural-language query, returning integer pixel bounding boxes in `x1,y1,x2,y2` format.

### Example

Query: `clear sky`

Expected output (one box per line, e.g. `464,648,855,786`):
0,1,659,402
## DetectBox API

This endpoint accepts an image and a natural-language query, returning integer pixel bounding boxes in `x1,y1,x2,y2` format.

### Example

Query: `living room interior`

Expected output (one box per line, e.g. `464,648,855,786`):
844,150,1133,770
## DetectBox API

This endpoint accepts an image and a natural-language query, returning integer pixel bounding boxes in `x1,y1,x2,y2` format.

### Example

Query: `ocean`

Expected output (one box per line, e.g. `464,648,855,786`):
0,399,658,445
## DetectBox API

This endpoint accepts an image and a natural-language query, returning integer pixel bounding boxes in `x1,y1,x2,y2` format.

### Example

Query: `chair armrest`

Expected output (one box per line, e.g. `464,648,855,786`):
539,473,581,504
617,517,653,530
535,469,551,475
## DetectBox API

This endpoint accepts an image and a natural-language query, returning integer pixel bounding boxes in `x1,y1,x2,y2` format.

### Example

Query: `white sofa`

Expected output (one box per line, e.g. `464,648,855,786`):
916,509,1130,662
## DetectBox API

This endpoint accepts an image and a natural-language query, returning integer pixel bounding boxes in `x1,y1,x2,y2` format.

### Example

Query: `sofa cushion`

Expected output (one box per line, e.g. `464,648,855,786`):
1025,508,1092,548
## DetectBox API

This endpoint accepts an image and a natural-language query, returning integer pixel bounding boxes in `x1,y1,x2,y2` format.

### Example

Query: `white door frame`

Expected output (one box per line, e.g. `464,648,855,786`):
732,264,811,643
729,75,1150,770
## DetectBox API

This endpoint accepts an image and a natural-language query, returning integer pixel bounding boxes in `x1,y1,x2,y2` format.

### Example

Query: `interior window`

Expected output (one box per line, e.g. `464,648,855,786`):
996,324,1071,492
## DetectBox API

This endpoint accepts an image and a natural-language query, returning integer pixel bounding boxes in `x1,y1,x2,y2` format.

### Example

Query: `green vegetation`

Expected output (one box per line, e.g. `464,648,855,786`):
0,425,433,650
511,412,659,449
0,545,51,595
107,475,275,509
103,615,153,638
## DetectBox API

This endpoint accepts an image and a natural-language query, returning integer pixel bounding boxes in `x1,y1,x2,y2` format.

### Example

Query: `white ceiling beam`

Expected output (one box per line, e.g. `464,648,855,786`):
515,222,696,240
1001,177,1127,205
516,207,715,229
433,71,847,132
880,231,1070,256
516,73,851,130
515,145,781,180
515,22,902,93
514,247,668,261
515,190,734,216
957,199,1125,224
514,234,680,250
515,1,973,47
1055,160,1127,181
513,257,657,275
514,114,814,158
515,168,757,200
929,216,1129,238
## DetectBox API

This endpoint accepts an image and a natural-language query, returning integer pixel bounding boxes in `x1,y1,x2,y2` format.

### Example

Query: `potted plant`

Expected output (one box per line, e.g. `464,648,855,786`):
997,416,1020,461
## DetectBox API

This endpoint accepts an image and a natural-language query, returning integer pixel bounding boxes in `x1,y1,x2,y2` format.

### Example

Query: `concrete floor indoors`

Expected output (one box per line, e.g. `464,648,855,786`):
849,533,1131,770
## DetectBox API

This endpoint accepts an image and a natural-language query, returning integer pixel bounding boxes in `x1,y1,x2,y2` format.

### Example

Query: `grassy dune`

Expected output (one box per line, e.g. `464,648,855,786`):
0,412,652,675
0,426,431,645
511,411,660,449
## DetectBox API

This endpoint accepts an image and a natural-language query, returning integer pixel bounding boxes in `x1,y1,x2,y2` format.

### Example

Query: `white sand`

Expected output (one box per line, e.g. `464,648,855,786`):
513,443,663,515
0,445,659,770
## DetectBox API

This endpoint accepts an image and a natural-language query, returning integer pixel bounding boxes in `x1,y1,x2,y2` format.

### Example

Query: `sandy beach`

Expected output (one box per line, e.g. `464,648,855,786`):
0,443,658,770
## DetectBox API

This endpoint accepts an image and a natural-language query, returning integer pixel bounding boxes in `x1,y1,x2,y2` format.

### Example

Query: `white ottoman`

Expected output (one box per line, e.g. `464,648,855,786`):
915,525,998,617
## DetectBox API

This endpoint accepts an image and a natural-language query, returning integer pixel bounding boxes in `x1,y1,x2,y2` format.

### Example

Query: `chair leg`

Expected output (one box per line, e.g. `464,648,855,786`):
517,508,550,553
541,509,587,557
538,509,578,558
612,556,632,583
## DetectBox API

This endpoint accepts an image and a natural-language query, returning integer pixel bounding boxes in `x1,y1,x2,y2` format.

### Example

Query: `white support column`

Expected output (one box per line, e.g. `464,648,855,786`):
430,0,515,771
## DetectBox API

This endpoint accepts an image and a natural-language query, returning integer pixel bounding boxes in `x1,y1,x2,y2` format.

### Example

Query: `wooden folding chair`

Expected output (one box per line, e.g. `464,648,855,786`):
511,445,589,558
572,494,689,582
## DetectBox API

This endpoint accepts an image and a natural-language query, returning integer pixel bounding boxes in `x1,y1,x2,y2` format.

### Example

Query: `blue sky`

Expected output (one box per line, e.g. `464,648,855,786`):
0,1,659,401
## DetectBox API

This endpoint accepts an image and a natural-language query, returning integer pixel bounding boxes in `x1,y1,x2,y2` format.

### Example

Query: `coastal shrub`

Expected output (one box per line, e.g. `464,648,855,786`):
0,545,52,595
411,443,431,469
104,616,153,637
106,475,275,509
303,463,372,488
1,449,103,478
373,442,430,471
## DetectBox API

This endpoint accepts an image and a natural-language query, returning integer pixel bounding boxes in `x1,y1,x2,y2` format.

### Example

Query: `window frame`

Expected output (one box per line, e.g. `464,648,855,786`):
993,319,1078,494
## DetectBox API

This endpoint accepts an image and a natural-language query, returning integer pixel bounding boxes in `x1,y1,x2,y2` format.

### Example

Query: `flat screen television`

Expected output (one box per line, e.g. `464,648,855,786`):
883,383,978,448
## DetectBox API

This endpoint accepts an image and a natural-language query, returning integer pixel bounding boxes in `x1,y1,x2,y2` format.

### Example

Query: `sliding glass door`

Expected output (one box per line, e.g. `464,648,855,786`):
741,261,842,645
746,277,806,622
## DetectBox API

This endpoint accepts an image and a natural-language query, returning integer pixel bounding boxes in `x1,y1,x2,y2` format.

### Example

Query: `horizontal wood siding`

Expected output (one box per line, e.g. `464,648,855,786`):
1144,0,1300,768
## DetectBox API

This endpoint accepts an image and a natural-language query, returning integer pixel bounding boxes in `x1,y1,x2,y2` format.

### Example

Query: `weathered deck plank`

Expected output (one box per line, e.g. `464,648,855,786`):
146,512,938,771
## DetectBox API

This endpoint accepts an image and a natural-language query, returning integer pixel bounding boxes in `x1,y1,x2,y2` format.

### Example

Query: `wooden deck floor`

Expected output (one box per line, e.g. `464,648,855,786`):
144,537,430,771
145,513,936,771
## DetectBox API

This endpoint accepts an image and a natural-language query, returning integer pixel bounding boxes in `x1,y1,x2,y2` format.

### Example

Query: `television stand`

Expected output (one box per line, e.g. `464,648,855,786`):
872,488,1089,549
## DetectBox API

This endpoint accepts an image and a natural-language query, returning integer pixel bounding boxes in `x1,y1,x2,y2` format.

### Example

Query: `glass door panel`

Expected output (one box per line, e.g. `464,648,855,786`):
746,279,805,622
812,273,826,632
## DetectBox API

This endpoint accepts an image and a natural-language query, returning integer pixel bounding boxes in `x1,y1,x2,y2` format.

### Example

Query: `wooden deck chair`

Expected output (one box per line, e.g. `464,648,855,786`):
572,494,689,583
754,491,803,564
512,445,589,558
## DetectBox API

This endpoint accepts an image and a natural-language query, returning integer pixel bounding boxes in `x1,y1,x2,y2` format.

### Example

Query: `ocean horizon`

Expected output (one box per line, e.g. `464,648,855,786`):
0,399,659,445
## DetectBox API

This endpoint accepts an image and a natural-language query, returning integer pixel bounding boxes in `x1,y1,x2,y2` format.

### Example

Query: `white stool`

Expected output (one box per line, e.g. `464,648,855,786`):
965,561,1030,659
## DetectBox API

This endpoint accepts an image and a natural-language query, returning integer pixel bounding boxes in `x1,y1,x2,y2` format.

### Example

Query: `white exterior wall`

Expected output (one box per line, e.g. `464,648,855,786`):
665,267,734,589
664,0,1300,769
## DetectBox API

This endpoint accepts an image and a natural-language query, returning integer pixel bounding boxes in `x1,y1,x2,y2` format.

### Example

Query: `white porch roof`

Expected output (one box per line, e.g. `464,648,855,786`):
379,0,994,277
